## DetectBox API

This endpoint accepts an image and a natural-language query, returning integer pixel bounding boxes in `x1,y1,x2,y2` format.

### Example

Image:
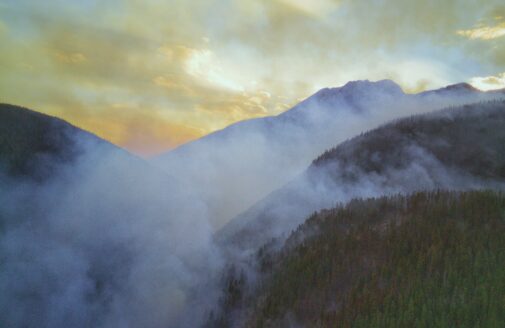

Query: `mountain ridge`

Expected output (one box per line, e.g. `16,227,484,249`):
154,80,505,229
159,80,503,153
217,98,505,251
0,103,153,181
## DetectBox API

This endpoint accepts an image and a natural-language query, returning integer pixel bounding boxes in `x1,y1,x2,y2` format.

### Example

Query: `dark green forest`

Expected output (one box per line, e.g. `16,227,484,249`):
314,100,505,182
213,190,505,327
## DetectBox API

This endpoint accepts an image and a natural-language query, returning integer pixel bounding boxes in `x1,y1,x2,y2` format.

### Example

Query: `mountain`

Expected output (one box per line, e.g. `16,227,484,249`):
0,103,117,180
419,82,480,96
0,104,218,328
3,85,505,328
279,79,405,120
212,190,505,327
218,99,505,253
154,80,505,229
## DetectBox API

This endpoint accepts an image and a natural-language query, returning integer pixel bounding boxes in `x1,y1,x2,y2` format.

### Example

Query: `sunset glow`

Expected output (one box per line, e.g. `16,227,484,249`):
1,0,504,155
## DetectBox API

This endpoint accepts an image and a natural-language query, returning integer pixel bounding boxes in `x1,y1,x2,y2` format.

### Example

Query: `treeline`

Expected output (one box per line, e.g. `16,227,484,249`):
313,99,505,179
212,190,505,327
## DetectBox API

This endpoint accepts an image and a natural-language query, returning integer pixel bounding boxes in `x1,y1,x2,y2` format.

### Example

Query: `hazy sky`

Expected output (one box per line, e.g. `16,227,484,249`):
1,0,504,155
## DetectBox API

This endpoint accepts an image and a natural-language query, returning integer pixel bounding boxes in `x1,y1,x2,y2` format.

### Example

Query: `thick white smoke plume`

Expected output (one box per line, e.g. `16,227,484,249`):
0,134,223,328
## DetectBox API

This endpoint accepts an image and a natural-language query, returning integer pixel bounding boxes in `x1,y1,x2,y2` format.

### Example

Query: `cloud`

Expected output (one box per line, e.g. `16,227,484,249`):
1,0,505,154
183,47,245,92
457,22,505,40
469,72,505,91
53,51,87,64
276,0,340,17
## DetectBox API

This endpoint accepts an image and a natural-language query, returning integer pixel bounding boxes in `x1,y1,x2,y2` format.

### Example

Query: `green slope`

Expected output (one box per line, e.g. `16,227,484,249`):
216,190,505,327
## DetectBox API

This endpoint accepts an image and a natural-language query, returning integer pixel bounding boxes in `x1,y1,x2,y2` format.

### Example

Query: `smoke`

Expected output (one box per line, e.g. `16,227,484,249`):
1,83,504,328
218,99,505,253
0,132,224,328
207,99,505,326
155,81,504,229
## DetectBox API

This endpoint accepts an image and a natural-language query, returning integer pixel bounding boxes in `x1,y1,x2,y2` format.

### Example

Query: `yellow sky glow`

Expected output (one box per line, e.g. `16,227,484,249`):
0,0,504,156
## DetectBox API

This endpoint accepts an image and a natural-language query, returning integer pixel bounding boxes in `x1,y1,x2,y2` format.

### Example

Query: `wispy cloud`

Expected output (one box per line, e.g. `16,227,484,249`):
457,23,505,40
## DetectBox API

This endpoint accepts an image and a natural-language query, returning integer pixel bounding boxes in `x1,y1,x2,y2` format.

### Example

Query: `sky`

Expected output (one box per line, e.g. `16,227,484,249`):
1,0,504,156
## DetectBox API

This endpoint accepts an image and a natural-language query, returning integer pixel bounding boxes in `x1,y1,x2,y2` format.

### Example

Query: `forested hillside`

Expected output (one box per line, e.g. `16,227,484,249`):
219,100,505,250
314,100,505,180
213,190,505,327
0,103,114,180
